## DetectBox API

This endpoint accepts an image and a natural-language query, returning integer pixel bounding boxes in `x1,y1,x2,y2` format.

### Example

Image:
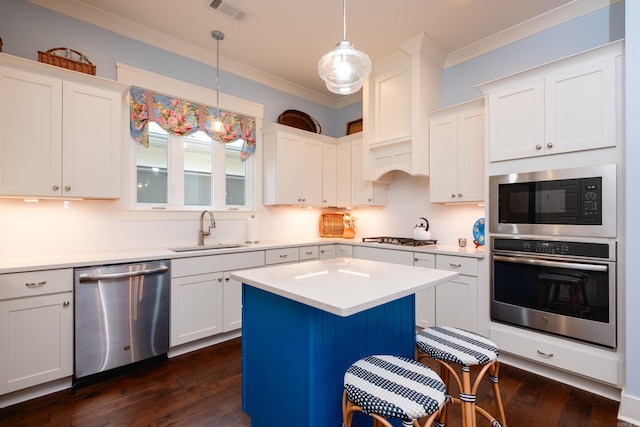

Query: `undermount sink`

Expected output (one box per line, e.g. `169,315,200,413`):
169,243,247,253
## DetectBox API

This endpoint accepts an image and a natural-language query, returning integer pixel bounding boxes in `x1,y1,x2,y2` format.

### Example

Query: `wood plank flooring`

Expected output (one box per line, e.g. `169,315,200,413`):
0,338,623,426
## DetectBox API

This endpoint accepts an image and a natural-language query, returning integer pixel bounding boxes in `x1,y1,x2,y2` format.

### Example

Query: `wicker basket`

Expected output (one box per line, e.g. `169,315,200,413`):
37,47,96,75
319,211,349,237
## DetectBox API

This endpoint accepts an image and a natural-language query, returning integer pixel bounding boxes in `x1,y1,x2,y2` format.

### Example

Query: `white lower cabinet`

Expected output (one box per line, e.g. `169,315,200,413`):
299,245,319,262
170,251,264,347
414,253,479,330
0,269,73,395
336,244,354,258
353,246,414,265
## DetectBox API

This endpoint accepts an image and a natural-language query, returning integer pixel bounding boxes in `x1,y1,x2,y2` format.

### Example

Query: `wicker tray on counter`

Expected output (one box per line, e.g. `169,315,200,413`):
319,211,350,237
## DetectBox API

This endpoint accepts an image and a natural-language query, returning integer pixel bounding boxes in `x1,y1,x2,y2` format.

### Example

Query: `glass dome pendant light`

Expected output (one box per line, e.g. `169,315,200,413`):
211,30,225,133
317,0,371,95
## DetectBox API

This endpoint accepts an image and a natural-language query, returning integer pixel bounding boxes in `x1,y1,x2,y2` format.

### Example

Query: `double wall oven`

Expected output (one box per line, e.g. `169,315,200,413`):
489,165,617,348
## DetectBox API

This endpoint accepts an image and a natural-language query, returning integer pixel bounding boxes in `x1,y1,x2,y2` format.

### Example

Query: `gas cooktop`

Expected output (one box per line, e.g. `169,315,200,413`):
362,237,438,247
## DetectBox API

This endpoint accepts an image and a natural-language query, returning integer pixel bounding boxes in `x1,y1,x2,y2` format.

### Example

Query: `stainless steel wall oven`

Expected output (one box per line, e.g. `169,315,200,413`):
491,237,616,348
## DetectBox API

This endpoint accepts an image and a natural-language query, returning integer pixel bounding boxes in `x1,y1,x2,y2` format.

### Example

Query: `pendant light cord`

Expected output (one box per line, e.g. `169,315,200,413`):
342,0,347,41
216,37,220,115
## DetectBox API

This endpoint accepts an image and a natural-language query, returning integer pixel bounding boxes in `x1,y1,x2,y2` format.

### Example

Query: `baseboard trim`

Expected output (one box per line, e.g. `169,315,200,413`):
619,389,640,426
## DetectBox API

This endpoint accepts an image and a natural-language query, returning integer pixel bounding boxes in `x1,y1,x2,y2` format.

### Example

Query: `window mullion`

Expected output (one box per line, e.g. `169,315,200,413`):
168,134,185,209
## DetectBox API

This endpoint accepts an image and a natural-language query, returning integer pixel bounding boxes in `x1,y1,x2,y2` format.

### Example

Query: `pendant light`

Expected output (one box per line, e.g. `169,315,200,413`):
211,30,225,133
317,0,371,95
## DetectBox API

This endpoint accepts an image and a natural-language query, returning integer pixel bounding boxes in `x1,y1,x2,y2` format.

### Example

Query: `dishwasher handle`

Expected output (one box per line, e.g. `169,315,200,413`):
78,265,169,283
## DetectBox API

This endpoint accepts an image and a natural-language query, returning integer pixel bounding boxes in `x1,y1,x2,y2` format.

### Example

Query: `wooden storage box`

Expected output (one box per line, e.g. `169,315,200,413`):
38,47,96,75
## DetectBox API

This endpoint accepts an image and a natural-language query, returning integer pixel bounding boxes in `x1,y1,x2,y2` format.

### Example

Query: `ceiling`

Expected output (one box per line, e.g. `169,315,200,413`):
29,0,613,105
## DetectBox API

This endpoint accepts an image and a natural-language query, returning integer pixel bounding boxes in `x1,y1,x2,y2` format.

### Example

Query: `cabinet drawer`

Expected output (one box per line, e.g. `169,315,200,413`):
265,247,299,265
0,269,73,299
490,323,619,385
299,245,319,261
435,255,478,277
172,251,265,278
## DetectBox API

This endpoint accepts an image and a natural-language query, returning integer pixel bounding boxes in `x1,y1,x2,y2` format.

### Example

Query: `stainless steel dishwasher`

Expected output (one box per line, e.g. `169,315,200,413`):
74,260,170,380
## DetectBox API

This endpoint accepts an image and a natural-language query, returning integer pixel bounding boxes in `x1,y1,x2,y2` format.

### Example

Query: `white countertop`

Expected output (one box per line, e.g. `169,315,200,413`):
0,238,483,274
231,257,459,317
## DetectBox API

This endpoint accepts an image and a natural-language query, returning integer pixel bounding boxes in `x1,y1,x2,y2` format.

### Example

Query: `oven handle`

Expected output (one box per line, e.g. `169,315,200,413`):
493,255,608,272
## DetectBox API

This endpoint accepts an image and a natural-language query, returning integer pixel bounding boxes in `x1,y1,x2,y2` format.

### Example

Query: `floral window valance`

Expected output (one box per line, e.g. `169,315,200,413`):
129,86,256,160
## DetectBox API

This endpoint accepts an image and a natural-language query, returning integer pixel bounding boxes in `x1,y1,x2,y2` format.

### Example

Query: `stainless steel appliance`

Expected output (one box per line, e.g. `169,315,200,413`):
362,236,438,247
489,164,616,238
74,260,170,380
491,237,616,348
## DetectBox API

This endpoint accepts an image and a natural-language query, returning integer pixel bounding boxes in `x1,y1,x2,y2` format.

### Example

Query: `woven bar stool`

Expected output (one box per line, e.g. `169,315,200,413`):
343,354,448,427
416,326,507,427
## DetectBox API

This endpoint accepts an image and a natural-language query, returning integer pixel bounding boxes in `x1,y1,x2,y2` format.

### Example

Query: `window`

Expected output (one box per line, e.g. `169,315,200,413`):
135,122,249,209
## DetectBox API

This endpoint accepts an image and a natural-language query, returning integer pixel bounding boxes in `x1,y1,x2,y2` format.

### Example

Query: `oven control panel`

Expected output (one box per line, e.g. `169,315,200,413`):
493,238,610,259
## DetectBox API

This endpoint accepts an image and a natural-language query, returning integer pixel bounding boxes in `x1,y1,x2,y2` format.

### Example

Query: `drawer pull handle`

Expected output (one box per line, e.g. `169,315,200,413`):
25,281,46,287
449,263,462,268
305,251,313,255
537,350,554,358
279,254,288,258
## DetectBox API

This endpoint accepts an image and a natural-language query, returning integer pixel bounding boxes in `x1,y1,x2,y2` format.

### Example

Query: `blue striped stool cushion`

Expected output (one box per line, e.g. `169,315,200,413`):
344,355,447,421
416,326,499,366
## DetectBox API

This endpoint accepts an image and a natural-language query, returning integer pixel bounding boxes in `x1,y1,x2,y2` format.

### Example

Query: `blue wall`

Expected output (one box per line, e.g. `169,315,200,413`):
442,1,625,107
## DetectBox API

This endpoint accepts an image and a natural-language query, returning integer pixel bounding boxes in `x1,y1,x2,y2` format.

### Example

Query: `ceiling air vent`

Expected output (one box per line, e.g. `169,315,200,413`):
209,0,249,22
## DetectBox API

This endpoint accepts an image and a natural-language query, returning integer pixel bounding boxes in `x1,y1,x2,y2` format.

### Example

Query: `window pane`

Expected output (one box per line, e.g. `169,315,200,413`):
137,122,168,204
184,130,213,206
225,139,246,206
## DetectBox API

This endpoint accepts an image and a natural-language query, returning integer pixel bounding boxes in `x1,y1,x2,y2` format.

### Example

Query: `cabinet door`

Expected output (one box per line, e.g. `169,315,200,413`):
456,108,484,202
62,82,121,198
322,143,337,207
429,114,458,203
488,80,545,162
223,273,243,333
354,246,413,265
545,57,616,155
0,67,62,197
299,137,323,205
273,133,300,205
434,275,478,331
170,273,223,346
336,141,352,207
0,293,73,394
414,253,436,329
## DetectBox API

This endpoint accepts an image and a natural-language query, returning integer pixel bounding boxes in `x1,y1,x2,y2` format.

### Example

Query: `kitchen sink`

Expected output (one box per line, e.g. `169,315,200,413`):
169,243,247,252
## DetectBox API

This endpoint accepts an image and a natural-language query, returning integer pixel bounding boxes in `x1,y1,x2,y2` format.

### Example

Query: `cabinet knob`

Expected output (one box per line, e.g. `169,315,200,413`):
546,142,553,149
63,301,70,307
302,198,306,202
217,276,223,282
458,193,463,198
368,198,372,202
451,194,456,198
225,276,230,282
535,144,542,150
52,185,60,191
64,185,71,191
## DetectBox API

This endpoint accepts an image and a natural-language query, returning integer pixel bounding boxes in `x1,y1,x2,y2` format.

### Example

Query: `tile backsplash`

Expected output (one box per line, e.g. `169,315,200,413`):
0,172,485,258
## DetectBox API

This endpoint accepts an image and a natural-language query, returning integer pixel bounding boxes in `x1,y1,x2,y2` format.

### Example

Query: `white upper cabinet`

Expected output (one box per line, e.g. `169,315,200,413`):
479,41,622,162
0,54,126,198
429,99,485,203
362,33,444,180
322,142,337,207
262,124,328,206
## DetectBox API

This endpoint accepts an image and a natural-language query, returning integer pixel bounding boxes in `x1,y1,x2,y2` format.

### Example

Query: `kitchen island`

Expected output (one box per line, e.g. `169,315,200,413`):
231,257,458,427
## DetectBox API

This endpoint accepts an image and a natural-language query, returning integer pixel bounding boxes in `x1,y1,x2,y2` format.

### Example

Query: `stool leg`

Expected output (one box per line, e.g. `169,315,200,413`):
460,365,476,427
489,361,507,427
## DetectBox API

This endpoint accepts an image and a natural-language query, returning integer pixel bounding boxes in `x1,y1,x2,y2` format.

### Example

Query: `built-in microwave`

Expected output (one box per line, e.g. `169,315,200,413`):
489,165,616,238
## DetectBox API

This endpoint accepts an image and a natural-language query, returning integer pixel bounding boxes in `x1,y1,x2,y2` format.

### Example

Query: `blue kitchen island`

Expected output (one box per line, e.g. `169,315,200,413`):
231,257,458,427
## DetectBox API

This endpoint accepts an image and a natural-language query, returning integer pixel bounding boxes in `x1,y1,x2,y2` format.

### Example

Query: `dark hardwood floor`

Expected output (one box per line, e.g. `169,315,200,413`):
0,338,623,426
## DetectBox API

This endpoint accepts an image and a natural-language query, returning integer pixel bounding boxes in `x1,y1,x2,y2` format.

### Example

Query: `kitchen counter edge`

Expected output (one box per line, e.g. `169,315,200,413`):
0,239,484,274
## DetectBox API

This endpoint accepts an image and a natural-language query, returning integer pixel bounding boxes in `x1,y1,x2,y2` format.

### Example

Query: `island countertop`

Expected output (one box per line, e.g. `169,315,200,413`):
230,257,459,317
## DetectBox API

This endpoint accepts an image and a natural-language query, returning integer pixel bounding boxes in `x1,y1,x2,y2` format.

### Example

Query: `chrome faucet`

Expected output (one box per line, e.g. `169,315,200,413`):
198,210,216,246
